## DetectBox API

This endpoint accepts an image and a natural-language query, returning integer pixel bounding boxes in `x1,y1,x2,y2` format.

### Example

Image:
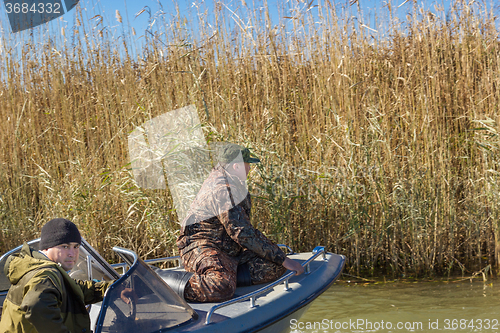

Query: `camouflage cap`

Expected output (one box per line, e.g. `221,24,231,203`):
215,143,260,164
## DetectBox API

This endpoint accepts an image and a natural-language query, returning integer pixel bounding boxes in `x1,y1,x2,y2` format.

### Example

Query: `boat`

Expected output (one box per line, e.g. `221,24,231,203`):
0,238,345,333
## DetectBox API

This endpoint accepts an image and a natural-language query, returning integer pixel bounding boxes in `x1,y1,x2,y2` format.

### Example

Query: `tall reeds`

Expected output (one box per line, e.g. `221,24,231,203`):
0,0,499,277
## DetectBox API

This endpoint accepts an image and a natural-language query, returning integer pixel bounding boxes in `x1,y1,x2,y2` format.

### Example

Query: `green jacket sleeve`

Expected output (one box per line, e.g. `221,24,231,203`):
75,279,114,304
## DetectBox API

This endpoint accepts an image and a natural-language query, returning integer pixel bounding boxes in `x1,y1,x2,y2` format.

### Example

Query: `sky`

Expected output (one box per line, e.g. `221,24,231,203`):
88,0,423,29
0,0,495,64
78,0,453,37
0,0,462,38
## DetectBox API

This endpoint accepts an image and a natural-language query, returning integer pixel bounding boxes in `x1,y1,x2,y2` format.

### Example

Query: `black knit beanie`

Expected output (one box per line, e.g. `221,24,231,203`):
39,218,82,250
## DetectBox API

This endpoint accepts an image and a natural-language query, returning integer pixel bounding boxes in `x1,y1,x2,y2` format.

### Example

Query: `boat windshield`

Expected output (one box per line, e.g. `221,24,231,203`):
95,247,197,333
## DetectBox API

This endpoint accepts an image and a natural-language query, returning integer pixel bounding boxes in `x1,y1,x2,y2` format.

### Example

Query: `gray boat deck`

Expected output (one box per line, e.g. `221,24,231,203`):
160,251,345,333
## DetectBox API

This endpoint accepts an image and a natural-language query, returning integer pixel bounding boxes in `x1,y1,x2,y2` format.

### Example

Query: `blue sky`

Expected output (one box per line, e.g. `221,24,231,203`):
89,0,419,28
78,0,451,35
0,0,460,38
71,0,459,50
0,0,495,63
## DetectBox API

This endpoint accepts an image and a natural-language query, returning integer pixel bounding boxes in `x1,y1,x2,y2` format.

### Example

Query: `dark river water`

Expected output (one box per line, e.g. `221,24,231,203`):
291,278,500,333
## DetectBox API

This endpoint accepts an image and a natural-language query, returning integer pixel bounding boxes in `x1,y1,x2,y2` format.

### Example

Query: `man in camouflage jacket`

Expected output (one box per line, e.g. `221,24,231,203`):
177,144,304,302
0,218,114,333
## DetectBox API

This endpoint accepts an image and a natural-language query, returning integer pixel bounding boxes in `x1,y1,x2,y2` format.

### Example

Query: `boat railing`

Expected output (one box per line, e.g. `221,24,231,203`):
111,256,181,274
204,246,327,325
277,244,294,255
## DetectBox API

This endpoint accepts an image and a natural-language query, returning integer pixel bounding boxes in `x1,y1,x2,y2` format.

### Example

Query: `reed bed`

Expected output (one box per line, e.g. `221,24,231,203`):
0,0,499,277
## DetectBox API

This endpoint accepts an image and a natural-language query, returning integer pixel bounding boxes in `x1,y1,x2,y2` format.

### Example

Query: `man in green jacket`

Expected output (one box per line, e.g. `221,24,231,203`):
0,218,114,333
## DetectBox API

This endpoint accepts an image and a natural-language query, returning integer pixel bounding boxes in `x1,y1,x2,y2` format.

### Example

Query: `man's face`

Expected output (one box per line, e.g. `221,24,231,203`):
232,162,252,179
244,162,251,177
43,243,80,271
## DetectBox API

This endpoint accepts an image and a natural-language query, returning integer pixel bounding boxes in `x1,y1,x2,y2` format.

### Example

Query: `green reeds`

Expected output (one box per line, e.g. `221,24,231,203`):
0,0,499,277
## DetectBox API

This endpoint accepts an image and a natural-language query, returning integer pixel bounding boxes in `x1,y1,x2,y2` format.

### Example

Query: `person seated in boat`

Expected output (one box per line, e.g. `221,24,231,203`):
175,143,304,303
0,218,132,333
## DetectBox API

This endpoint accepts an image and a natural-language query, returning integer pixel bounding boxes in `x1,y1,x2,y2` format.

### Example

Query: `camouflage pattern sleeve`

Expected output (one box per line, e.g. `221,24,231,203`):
218,197,286,265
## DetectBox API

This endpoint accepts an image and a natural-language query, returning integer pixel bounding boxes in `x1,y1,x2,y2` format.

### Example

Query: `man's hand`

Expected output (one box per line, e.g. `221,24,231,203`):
282,257,305,275
119,287,137,304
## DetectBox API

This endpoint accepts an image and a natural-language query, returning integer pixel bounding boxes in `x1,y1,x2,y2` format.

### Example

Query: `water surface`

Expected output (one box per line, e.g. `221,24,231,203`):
291,279,500,333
